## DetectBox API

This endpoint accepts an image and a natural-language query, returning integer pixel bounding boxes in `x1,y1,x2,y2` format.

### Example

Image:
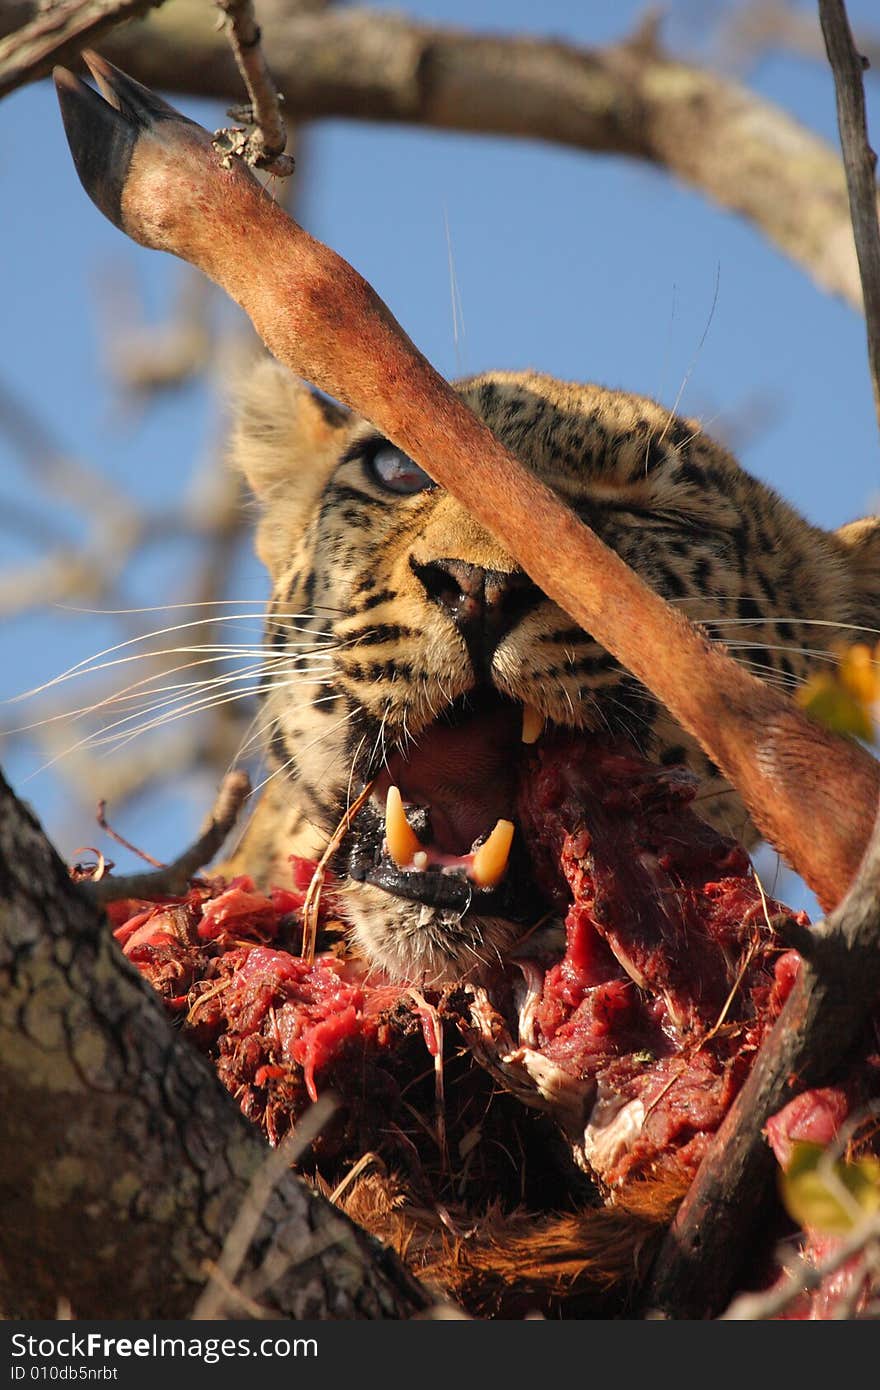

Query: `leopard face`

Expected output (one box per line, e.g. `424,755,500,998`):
229,362,878,985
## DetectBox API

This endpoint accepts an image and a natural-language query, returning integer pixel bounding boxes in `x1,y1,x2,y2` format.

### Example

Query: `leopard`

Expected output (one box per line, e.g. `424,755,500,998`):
223,358,880,986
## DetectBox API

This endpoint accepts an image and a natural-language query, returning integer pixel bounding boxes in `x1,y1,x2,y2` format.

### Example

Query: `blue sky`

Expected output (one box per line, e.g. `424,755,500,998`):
1,0,877,915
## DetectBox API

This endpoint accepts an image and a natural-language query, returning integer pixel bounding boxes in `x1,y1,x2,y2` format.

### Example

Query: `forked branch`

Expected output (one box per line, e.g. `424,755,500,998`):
83,768,252,904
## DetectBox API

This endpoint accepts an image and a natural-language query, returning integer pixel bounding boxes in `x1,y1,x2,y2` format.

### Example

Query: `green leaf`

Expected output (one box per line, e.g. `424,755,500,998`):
780,1140,880,1236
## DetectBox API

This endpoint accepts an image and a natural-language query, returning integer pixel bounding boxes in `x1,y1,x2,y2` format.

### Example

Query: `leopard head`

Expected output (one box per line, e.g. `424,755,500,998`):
231,359,878,985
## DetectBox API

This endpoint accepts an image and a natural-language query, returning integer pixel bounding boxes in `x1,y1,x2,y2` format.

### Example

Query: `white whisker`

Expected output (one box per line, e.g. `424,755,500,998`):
13,612,341,703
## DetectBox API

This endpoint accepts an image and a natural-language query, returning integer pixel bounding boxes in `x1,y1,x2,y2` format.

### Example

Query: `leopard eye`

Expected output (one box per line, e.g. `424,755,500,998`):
367,443,433,495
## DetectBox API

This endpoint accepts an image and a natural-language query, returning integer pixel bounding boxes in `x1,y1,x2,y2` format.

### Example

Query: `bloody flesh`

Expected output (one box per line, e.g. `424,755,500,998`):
101,732,880,1313
512,733,806,1185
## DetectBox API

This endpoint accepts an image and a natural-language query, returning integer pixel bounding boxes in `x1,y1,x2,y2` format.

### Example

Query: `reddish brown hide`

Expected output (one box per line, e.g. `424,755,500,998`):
55,52,880,911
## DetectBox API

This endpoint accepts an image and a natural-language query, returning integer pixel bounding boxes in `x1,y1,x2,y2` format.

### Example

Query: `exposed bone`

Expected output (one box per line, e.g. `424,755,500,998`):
581,1093,646,1184
54,57,880,911
471,818,515,889
384,785,422,869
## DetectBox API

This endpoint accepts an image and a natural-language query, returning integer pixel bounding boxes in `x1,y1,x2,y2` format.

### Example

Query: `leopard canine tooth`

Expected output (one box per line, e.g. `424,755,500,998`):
471,819,515,889
385,785,422,868
521,703,545,744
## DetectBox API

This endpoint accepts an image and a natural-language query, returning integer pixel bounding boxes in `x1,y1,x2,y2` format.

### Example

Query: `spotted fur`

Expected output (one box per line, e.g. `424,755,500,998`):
226,360,879,981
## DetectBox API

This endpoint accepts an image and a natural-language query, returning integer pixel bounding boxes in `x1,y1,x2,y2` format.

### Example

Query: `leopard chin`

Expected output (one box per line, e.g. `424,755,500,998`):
337,880,526,987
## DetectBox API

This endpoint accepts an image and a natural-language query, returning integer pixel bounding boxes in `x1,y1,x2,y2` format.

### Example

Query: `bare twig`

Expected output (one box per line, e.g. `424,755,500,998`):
96,798,165,867
213,0,295,177
82,767,251,902
819,0,880,437
301,779,374,961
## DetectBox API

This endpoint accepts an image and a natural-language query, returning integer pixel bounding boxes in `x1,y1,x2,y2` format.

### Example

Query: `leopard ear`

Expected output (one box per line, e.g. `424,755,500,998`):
230,357,353,578
835,514,880,637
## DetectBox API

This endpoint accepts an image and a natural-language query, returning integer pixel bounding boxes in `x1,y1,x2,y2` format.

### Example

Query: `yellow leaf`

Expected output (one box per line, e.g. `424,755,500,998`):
838,643,880,706
796,672,876,742
780,1140,880,1236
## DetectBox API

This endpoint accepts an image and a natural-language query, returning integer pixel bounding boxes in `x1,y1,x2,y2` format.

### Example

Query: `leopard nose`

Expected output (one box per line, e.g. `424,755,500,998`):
410,557,542,670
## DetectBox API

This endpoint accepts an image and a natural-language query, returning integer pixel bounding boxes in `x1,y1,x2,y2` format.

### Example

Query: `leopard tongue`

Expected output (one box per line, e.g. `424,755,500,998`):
387,704,519,852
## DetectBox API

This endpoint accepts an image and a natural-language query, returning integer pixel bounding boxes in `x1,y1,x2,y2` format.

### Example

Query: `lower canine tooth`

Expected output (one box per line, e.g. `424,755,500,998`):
385,786,422,868
472,819,515,888
521,703,544,744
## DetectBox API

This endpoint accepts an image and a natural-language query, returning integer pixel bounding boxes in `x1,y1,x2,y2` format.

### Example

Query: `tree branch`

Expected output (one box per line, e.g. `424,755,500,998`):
0,0,168,93
83,767,251,902
0,1,874,311
0,766,429,1318
213,0,296,177
819,0,880,436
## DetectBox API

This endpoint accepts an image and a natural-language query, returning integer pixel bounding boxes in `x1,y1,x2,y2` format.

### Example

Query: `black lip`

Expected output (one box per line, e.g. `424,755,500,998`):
364,855,536,919
343,801,540,919
365,860,476,912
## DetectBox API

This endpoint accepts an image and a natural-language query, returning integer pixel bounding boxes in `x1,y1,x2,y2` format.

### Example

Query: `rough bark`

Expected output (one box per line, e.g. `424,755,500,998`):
0,0,167,91
0,0,873,312
0,768,429,1319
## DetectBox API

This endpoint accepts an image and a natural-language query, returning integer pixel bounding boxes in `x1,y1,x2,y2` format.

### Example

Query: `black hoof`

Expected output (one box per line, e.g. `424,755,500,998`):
54,52,194,231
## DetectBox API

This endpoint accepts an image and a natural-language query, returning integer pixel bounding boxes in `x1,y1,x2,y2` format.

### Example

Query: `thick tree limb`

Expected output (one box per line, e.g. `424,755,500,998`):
820,0,880,435
0,0,167,93
0,767,430,1319
53,58,880,916
1,1,875,311
644,792,880,1319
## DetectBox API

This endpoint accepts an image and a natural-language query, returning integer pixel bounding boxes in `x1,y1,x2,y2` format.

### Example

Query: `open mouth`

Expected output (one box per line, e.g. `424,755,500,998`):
343,688,548,919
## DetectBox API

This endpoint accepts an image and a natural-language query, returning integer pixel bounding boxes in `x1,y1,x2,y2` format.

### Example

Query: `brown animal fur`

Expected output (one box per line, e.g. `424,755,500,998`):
323,1167,688,1318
